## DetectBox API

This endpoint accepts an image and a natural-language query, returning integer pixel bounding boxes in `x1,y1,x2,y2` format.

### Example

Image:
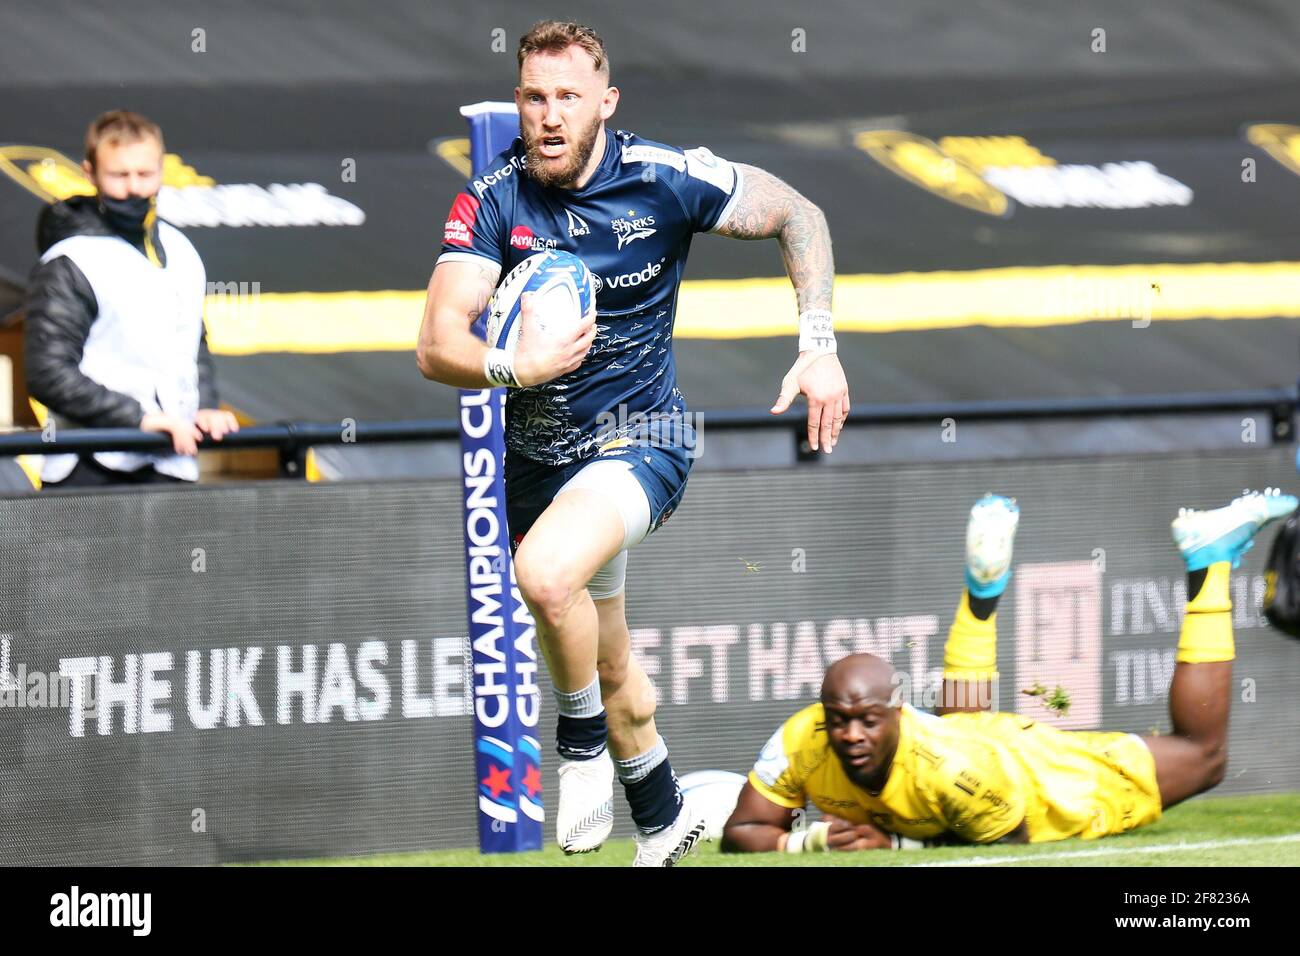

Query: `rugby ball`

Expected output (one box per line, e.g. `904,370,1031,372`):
679,769,747,841
485,250,597,353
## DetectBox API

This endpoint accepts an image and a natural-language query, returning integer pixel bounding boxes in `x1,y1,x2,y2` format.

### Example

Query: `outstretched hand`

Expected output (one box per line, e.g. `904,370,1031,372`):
771,351,850,453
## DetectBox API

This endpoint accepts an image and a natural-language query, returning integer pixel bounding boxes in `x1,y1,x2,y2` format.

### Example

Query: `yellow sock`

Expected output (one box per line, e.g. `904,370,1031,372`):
943,591,999,680
1178,561,1234,664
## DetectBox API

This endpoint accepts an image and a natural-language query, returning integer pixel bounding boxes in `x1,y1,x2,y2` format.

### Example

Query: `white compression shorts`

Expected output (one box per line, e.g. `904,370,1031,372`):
554,458,652,600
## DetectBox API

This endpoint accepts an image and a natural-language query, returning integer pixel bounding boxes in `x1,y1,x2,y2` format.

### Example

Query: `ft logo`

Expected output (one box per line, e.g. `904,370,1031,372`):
1015,561,1102,729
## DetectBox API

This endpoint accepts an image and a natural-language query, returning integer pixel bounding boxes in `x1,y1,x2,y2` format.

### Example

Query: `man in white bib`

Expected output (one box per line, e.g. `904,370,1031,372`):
23,110,238,487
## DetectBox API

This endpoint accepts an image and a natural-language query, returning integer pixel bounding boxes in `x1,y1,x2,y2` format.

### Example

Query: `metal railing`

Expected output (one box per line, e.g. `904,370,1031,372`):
0,385,1294,476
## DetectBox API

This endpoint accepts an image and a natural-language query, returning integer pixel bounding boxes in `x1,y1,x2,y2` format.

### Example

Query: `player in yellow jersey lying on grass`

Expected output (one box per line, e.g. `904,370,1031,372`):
721,489,1297,853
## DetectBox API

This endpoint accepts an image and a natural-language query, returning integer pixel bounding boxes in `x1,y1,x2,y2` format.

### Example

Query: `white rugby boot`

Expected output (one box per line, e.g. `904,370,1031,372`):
631,797,710,867
556,749,615,854
965,493,1020,599
1172,488,1297,570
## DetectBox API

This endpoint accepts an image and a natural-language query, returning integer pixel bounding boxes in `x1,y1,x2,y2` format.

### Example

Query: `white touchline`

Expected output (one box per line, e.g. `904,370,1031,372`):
905,832,1300,867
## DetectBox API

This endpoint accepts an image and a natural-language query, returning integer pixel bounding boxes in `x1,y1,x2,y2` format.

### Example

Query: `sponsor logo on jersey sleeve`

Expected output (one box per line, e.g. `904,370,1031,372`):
620,143,687,172
472,155,525,197
753,727,790,788
684,146,736,193
444,192,479,246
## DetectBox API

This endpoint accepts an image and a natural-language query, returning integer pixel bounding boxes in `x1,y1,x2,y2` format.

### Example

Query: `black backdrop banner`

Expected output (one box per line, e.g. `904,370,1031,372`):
0,445,1296,864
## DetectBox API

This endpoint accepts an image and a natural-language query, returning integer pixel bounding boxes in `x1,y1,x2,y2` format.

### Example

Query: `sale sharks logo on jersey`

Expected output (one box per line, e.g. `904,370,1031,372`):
610,211,657,249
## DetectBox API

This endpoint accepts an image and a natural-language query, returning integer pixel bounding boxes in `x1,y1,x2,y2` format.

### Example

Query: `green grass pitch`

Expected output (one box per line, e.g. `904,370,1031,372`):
250,792,1300,867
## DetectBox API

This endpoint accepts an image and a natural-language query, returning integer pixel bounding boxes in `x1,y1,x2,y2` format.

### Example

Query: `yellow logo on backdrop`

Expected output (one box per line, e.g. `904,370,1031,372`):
161,153,215,187
433,137,473,178
0,146,94,201
0,147,360,228
1245,123,1300,176
853,130,1010,216
935,136,1056,171
857,131,1193,212
0,146,216,201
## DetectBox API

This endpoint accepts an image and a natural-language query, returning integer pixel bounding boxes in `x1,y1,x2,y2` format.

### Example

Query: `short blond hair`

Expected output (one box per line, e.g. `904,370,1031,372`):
517,20,609,80
84,110,164,170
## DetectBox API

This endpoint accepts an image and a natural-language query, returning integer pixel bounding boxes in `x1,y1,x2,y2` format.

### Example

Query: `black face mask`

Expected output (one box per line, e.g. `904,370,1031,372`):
99,194,153,233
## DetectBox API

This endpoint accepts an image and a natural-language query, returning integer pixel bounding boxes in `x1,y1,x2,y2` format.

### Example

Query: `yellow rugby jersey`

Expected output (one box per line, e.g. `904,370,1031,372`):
748,703,1161,844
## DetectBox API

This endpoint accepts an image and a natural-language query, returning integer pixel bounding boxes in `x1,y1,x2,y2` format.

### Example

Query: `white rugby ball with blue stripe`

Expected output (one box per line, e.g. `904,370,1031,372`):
485,250,597,354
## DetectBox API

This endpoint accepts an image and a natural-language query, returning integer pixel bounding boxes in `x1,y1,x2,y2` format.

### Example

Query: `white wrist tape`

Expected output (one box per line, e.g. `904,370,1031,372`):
785,821,831,853
798,309,837,354
484,348,520,388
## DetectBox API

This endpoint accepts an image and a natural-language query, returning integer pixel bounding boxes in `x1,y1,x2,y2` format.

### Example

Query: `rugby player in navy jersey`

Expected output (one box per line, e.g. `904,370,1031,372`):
417,19,849,865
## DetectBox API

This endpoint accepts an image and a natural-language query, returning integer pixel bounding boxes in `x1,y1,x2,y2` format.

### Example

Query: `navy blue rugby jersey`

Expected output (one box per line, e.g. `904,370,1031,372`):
438,128,744,466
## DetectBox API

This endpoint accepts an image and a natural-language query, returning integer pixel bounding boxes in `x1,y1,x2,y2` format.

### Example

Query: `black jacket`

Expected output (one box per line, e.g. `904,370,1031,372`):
23,195,219,428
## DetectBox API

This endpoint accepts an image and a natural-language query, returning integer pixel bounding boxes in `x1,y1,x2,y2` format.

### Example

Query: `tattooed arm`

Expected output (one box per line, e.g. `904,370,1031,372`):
714,164,835,315
416,258,595,389
713,164,850,453
417,258,503,387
